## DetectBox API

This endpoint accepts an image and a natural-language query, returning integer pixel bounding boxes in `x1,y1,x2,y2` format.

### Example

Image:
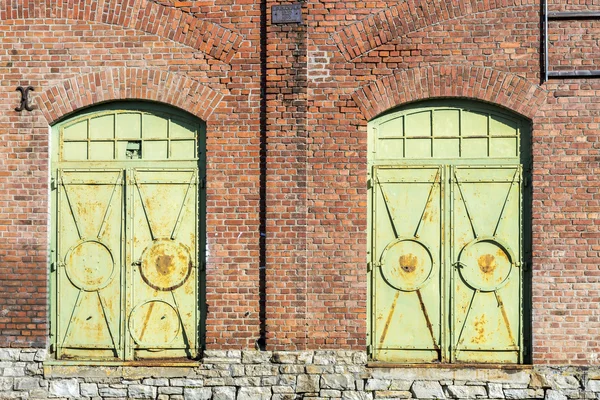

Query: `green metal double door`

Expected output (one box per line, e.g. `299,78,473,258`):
370,164,523,363
54,167,198,360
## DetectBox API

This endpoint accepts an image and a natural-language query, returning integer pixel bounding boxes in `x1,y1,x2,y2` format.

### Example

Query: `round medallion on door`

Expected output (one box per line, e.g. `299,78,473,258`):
456,237,515,292
380,238,434,292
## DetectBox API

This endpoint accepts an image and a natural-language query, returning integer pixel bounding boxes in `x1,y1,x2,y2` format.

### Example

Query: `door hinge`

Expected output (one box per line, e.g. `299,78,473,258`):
367,262,380,272
523,177,529,187
367,344,373,355
50,178,57,190
367,178,373,189
200,177,206,189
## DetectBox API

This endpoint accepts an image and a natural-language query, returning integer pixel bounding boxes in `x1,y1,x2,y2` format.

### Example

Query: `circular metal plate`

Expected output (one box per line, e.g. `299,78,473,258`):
140,240,192,291
457,237,514,292
129,300,180,346
65,240,115,291
380,238,434,292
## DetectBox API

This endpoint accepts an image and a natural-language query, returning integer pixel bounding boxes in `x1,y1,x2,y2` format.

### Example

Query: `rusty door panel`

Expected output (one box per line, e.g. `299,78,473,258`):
128,169,198,359
372,166,443,363
56,170,124,360
451,166,522,363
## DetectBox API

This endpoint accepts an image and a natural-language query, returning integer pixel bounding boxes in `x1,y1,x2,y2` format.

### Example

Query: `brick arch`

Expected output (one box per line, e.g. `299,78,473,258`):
332,0,536,61
0,0,242,63
352,65,548,121
37,68,224,124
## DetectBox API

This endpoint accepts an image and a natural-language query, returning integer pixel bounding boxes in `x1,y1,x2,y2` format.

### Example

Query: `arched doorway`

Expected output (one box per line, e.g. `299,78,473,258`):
50,102,205,361
367,100,531,363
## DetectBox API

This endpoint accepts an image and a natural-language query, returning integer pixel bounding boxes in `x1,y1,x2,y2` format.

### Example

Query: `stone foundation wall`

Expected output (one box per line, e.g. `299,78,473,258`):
1,349,599,399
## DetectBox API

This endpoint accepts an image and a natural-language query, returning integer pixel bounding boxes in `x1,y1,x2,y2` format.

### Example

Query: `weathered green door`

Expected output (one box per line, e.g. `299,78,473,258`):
51,104,204,361
451,166,521,363
368,100,529,363
128,169,198,359
56,170,124,359
372,166,443,362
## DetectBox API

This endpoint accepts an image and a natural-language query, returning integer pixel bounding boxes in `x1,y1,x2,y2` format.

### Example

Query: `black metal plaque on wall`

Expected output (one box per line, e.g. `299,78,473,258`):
272,3,302,24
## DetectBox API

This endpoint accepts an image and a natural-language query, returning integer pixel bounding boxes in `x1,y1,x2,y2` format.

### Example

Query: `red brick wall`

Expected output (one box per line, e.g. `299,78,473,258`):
1,0,600,365
0,0,261,349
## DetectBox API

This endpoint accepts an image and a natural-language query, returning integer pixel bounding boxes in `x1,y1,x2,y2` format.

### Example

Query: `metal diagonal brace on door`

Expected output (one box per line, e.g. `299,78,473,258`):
171,170,197,240
97,291,121,355
378,179,401,239
133,171,156,241
97,172,123,240
492,168,519,238
414,168,440,239
60,174,83,241
453,169,479,240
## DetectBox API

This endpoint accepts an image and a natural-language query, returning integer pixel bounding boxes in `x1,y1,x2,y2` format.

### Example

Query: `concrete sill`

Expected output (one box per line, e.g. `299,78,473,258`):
368,362,533,370
44,360,200,379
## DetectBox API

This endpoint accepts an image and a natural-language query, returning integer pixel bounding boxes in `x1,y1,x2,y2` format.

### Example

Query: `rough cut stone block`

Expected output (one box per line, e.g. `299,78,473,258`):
129,384,157,399
374,390,412,399
0,391,27,399
262,375,278,386
548,375,581,390
158,386,183,395
18,352,36,362
226,350,242,359
297,374,320,393
320,389,342,397
234,377,261,387
98,386,127,397
202,350,228,359
213,386,236,400
0,377,13,391
80,382,99,397
314,352,337,365
546,389,568,400
170,378,204,387
246,364,278,376
230,364,246,377
281,365,306,374
343,391,374,400
0,349,20,361
446,385,487,399
411,381,446,399
504,388,539,399
307,365,335,374
488,382,504,398
142,378,169,386
3,367,25,377
273,385,295,394
321,374,355,390
34,349,48,362
279,374,297,386
238,386,271,400
353,352,368,365
390,380,413,391
365,379,391,391
298,351,315,364
273,395,301,400
205,377,226,386
272,352,299,364
183,387,212,400
50,378,80,398
242,351,272,364
587,380,600,392
14,377,41,390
